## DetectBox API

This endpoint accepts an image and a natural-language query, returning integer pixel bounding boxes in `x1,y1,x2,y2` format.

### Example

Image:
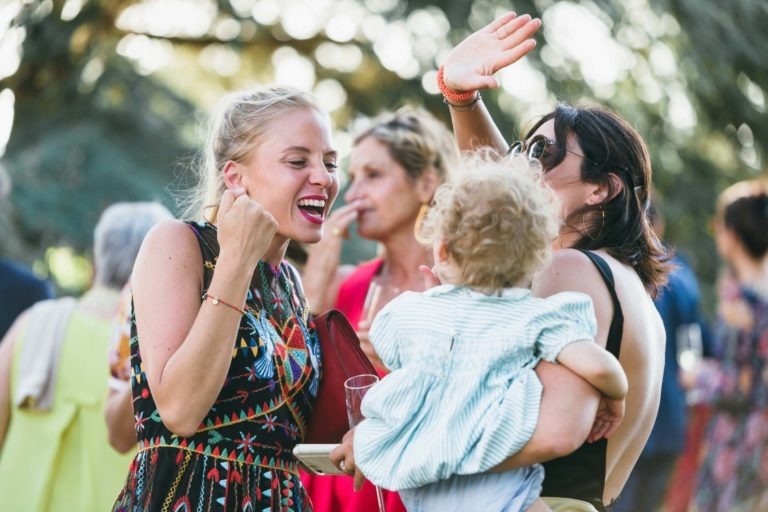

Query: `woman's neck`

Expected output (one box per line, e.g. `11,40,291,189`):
553,229,581,250
378,232,433,292
262,236,289,266
731,251,768,293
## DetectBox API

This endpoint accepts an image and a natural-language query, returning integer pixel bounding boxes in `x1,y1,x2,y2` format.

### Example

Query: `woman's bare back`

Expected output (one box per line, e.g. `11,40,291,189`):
601,254,665,502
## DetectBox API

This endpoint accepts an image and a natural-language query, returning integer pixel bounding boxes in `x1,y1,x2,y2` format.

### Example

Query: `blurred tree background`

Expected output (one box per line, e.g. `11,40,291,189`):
0,0,765,310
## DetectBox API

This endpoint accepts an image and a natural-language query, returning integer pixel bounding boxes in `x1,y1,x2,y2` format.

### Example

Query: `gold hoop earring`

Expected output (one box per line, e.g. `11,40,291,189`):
582,207,605,240
414,203,430,244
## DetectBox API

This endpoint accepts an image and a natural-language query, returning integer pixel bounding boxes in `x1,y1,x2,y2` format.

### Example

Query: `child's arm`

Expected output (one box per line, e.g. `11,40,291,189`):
556,340,627,400
556,340,627,442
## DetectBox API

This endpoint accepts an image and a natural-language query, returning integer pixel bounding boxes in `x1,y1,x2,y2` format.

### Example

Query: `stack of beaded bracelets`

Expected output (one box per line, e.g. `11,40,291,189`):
436,65,481,111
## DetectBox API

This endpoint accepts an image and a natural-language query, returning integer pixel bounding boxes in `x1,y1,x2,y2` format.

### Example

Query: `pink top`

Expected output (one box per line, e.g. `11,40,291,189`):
301,258,406,512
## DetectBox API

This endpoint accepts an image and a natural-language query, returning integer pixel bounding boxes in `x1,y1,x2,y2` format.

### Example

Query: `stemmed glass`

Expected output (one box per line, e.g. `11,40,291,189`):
677,323,703,404
344,374,385,512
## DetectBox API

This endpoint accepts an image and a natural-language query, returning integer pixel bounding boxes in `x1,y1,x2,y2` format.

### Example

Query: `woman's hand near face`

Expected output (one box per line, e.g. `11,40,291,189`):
302,201,361,313
135,188,278,437
442,12,541,93
216,188,278,272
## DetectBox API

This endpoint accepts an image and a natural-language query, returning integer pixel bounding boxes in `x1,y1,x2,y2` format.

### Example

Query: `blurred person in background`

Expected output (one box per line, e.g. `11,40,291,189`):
0,164,54,340
300,106,458,512
0,201,171,512
612,202,712,512
690,178,768,512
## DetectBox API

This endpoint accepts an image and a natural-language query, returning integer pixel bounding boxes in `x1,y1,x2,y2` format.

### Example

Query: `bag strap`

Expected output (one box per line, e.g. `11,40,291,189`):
318,310,376,376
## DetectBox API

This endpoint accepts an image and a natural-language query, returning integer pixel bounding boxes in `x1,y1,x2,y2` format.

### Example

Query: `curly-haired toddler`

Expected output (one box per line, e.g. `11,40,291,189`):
353,152,628,512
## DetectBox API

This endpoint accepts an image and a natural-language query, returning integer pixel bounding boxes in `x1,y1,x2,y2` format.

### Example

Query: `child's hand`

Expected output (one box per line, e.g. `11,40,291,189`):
418,264,441,289
587,396,625,443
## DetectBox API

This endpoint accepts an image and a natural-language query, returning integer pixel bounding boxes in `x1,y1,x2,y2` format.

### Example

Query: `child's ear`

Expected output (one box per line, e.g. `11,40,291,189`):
436,239,451,265
222,161,244,190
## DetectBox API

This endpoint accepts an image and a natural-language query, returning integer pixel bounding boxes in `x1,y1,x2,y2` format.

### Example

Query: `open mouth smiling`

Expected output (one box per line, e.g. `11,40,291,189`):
297,198,327,224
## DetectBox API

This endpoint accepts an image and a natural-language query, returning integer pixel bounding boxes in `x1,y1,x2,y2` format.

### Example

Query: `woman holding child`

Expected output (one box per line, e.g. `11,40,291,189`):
333,12,668,512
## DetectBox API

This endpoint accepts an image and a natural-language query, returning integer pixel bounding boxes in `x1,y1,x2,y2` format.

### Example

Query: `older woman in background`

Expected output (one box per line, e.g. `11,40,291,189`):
301,106,458,512
0,201,171,512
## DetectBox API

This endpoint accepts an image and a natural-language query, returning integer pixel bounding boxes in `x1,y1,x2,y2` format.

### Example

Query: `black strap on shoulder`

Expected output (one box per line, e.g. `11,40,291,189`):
576,249,624,358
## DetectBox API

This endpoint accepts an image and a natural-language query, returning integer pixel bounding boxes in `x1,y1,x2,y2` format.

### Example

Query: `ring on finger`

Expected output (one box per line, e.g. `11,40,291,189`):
339,460,346,472
331,227,343,237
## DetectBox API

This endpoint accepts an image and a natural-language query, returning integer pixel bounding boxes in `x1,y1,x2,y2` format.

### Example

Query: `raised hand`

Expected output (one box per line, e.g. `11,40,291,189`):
216,187,278,271
324,200,361,241
442,12,542,93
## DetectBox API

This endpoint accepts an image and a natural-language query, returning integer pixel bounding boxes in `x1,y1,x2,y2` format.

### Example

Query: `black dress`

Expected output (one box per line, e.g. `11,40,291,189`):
113,222,321,511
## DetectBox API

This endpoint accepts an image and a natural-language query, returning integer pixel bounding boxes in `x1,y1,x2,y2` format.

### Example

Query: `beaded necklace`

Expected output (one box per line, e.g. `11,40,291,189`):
250,260,310,327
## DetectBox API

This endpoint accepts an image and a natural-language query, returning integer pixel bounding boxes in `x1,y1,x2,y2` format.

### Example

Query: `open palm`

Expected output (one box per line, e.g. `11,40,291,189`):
442,12,542,93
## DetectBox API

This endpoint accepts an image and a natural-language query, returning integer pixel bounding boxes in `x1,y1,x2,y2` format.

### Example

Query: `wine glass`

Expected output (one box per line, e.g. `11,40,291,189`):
344,374,385,512
676,323,703,404
344,373,379,429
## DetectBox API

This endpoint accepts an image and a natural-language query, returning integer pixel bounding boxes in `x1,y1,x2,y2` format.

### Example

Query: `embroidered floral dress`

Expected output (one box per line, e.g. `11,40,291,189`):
113,222,321,512
694,283,768,512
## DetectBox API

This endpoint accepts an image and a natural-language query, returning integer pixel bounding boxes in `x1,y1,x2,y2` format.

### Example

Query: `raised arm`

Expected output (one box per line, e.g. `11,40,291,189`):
441,12,541,153
135,189,276,437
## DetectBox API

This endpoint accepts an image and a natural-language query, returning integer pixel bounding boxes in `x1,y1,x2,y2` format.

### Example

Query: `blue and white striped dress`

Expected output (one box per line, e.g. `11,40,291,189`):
353,284,597,511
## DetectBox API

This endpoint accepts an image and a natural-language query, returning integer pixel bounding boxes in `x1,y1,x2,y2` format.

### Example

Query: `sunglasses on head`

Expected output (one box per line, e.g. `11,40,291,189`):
508,134,593,170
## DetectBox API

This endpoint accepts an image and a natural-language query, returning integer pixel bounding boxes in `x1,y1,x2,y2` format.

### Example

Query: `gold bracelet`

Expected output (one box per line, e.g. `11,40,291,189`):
204,293,246,315
442,92,482,112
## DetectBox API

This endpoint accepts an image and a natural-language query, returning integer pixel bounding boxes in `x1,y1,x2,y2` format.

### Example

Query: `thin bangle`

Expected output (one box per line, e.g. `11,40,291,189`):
204,293,246,315
443,92,482,112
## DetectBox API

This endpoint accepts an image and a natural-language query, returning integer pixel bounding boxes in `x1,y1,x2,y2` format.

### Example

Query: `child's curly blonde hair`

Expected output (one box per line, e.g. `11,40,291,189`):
418,151,560,293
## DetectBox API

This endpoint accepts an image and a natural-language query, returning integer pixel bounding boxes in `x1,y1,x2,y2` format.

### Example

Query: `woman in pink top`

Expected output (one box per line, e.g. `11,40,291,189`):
300,106,458,511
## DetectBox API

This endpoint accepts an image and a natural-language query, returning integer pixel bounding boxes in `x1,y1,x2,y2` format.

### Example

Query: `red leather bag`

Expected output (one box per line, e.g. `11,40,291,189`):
305,309,377,443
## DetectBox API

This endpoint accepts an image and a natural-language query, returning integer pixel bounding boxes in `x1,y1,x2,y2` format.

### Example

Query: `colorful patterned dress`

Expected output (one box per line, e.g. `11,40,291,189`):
113,222,321,512
694,283,768,512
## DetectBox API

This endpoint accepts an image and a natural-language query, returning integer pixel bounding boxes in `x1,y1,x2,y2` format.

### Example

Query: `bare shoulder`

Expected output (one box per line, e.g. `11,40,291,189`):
133,219,203,293
141,219,198,251
136,220,200,267
533,248,606,298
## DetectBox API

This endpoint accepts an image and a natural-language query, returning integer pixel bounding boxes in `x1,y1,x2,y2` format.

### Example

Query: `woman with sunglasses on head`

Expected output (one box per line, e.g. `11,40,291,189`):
433,12,669,512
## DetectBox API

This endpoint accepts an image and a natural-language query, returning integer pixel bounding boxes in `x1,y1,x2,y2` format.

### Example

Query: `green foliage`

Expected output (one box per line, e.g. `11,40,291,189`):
2,0,766,311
